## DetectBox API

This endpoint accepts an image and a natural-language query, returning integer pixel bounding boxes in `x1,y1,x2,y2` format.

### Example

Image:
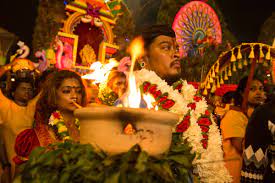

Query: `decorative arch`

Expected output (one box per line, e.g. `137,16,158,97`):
202,43,275,95
172,1,222,57
63,12,114,44
59,0,120,69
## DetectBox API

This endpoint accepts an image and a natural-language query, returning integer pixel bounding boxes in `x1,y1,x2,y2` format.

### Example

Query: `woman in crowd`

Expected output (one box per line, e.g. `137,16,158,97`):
107,70,127,98
220,76,266,183
13,70,87,165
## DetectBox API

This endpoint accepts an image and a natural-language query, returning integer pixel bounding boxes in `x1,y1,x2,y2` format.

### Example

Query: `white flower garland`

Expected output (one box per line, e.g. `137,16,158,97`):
135,69,232,183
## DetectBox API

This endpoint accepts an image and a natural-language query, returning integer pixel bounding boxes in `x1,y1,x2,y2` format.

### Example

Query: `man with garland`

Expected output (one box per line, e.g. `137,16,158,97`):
133,25,232,182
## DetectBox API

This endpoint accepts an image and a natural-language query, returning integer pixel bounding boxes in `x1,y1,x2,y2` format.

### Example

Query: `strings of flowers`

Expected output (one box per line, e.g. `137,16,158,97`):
135,69,232,183
48,111,80,141
97,81,119,106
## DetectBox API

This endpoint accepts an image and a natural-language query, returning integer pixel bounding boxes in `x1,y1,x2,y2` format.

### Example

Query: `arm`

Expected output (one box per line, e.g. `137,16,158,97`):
220,110,247,155
231,137,243,155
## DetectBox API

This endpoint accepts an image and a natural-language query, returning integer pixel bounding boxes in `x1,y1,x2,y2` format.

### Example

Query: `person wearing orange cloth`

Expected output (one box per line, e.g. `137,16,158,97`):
220,76,266,183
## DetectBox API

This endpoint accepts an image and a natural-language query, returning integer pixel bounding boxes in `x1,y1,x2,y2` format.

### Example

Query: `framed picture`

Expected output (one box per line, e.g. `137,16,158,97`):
98,42,119,63
56,32,79,69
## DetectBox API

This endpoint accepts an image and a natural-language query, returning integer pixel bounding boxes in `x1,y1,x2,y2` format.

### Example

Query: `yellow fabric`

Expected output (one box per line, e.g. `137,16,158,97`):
0,90,39,177
220,110,248,183
221,110,248,140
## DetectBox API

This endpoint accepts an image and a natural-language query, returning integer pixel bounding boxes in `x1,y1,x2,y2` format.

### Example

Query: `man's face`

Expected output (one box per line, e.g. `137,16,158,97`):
144,35,181,80
247,80,266,105
14,82,33,105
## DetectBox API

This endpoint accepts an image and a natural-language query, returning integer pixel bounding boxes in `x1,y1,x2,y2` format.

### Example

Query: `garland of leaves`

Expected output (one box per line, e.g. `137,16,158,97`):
18,134,195,183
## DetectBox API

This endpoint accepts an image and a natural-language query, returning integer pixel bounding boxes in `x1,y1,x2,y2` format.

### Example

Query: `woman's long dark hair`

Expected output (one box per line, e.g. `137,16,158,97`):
35,70,87,124
234,76,263,107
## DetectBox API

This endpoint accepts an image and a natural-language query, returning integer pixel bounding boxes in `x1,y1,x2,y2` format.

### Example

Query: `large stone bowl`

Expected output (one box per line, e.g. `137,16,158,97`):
74,105,179,156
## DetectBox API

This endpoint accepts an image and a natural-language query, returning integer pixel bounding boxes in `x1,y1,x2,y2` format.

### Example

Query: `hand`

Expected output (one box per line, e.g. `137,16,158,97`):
118,57,131,72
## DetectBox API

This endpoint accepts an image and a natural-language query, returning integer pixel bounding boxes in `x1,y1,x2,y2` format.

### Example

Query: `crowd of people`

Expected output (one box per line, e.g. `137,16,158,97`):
0,25,274,183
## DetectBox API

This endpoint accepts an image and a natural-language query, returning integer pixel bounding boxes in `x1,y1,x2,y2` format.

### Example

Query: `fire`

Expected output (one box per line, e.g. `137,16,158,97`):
123,74,141,108
128,36,144,73
81,59,118,84
143,94,159,110
115,36,157,110
121,36,145,108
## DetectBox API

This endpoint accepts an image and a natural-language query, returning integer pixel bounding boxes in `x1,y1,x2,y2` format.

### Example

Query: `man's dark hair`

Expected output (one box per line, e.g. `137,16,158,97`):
10,77,35,93
141,25,176,50
8,77,35,100
236,76,263,93
222,91,235,104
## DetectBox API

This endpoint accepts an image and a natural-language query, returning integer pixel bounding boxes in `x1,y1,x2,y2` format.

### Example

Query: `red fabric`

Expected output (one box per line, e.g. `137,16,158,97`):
215,84,237,96
13,106,56,165
187,82,237,96
106,47,117,54
13,129,40,165
33,109,55,147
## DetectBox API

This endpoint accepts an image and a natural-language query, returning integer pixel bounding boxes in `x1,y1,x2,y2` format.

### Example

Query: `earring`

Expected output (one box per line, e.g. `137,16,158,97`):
139,62,145,68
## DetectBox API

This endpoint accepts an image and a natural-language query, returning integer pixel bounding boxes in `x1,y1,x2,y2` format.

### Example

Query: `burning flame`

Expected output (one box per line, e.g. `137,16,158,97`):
81,59,118,84
123,73,141,108
122,37,144,108
128,36,144,73
116,37,157,111
143,94,159,110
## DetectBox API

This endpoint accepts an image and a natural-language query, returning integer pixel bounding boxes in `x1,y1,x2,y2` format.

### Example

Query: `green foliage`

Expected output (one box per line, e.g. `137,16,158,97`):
98,85,119,106
112,2,135,60
19,134,195,183
98,90,118,106
32,0,66,53
258,12,275,45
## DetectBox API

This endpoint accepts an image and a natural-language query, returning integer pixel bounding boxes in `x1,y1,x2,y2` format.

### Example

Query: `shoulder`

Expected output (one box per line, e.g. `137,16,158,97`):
0,89,9,102
224,109,247,119
0,89,12,111
221,109,248,128
221,110,248,139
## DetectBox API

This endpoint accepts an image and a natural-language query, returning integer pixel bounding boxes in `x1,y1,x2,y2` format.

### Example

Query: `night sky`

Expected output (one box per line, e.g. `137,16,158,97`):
0,0,274,47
